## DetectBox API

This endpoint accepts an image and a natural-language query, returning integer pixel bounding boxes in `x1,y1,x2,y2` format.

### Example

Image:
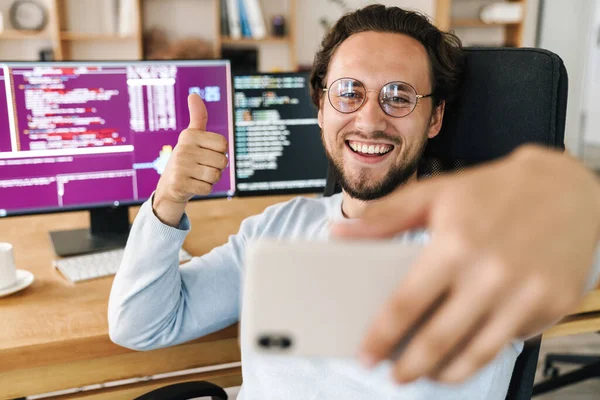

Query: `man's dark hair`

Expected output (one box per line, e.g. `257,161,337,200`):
310,4,464,109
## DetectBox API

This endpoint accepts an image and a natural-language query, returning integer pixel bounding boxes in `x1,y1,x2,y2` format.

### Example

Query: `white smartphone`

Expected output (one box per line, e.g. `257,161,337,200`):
242,238,424,359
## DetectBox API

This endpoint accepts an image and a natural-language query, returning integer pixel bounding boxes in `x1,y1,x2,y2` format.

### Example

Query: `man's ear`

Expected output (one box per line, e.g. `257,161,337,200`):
427,101,445,139
318,104,323,129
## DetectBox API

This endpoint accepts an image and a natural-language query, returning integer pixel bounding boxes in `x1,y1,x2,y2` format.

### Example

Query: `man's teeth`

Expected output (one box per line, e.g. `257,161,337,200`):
348,141,393,155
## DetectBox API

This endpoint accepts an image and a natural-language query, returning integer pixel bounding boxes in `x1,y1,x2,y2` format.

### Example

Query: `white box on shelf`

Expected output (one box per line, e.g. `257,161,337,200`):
480,2,524,24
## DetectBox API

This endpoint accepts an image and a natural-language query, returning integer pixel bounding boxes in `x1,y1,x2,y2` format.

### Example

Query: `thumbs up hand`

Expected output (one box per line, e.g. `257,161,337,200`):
153,94,229,226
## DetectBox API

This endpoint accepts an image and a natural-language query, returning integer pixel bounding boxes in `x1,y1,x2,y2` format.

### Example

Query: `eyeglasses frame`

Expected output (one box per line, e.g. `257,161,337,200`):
322,77,434,118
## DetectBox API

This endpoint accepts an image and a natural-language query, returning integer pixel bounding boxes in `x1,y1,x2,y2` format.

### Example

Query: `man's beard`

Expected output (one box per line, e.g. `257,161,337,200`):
323,131,427,201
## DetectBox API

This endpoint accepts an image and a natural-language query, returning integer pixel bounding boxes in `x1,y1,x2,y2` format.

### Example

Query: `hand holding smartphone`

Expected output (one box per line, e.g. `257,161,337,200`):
242,238,424,359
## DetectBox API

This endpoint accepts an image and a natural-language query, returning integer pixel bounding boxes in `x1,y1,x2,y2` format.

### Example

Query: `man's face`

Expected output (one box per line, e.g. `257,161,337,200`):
318,31,444,201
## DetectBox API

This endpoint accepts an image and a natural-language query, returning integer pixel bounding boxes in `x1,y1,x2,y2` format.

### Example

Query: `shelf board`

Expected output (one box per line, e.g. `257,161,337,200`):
60,32,139,41
452,19,521,28
0,30,50,39
221,36,291,45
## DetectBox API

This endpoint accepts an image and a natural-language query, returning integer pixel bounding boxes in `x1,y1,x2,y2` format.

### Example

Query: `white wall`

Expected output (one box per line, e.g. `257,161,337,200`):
583,0,600,146
522,0,540,47
538,0,596,156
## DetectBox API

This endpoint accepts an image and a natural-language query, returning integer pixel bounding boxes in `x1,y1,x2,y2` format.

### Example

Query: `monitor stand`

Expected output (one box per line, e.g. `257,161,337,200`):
49,206,131,257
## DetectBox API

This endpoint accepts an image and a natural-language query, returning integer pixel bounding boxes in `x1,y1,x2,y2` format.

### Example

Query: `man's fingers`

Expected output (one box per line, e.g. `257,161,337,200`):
192,148,229,171
190,131,228,154
187,178,213,196
191,165,222,185
187,93,209,130
433,283,535,383
330,179,443,238
358,244,455,366
389,261,506,383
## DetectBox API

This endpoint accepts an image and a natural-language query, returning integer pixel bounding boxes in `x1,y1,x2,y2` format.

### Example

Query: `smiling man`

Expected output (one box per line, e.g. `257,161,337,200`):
315,27,449,210
109,5,549,399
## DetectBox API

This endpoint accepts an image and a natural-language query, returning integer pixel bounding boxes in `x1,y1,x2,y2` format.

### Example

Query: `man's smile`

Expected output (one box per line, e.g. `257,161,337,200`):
347,140,394,155
344,139,396,165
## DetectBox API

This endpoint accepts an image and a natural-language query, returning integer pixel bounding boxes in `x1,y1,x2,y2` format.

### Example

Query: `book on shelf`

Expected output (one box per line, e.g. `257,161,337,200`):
222,0,267,40
102,0,118,34
99,0,135,36
238,0,252,38
480,2,524,24
118,0,136,36
226,0,242,39
220,0,230,36
243,0,267,39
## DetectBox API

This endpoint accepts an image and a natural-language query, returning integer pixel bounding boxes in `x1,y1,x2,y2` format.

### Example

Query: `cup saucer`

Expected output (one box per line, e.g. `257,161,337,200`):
0,269,34,298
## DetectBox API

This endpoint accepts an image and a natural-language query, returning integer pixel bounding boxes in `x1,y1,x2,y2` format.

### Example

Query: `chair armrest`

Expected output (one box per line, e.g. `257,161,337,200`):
133,381,228,400
505,335,542,400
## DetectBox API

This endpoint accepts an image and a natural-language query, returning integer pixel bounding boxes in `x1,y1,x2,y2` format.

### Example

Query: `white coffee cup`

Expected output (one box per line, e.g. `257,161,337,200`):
0,242,17,290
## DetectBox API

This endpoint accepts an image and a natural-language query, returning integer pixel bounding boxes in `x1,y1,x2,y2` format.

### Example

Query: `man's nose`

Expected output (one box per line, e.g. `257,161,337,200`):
354,92,388,133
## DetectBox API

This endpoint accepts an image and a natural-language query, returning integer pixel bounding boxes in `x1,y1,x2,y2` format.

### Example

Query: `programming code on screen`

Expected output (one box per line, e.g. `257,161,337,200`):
233,73,327,194
0,61,234,216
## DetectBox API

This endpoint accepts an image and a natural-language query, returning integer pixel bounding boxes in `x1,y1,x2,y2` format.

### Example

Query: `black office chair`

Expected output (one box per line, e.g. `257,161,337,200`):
134,47,568,400
532,332,600,395
134,381,228,400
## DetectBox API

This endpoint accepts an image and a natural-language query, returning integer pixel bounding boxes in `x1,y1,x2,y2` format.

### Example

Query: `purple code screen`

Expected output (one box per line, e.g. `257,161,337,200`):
0,61,234,216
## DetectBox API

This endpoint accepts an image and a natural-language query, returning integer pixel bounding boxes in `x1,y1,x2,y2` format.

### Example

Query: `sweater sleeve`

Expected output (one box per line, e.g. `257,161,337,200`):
108,197,257,351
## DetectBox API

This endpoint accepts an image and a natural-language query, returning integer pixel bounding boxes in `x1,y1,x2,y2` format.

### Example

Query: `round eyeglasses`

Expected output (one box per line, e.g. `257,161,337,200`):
322,77,433,118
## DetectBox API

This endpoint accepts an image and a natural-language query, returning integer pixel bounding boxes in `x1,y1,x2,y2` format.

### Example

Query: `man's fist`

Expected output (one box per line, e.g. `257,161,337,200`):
153,94,228,225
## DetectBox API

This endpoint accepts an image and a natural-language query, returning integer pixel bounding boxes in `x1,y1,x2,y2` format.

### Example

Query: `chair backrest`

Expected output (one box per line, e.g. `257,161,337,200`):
323,47,569,399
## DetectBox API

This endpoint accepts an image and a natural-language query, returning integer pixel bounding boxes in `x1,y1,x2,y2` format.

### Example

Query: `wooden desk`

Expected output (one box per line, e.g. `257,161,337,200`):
544,290,600,339
1,192,599,399
0,194,297,400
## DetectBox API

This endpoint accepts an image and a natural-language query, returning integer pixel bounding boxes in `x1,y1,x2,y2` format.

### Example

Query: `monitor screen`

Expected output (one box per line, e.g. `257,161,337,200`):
0,60,234,218
233,72,328,196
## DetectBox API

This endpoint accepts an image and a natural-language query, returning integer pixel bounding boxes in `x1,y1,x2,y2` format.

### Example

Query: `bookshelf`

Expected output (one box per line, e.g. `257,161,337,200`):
139,0,297,71
216,0,297,71
436,0,528,47
0,1,525,66
0,29,51,39
55,0,143,60
0,0,143,61
451,19,520,28
220,36,291,46
59,32,139,42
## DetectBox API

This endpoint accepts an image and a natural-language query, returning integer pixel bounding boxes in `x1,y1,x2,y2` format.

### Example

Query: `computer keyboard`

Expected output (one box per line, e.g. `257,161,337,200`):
53,247,194,283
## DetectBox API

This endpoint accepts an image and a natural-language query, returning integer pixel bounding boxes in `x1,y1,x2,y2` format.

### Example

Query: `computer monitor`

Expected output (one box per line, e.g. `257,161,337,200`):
232,72,328,196
0,60,234,256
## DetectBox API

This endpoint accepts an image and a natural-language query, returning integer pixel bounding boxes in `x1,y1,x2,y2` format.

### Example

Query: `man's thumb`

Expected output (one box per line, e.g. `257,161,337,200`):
187,93,208,130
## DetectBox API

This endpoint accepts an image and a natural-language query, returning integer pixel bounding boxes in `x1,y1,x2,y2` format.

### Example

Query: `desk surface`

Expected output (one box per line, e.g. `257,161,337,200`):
1,193,599,398
0,194,298,398
0,194,297,352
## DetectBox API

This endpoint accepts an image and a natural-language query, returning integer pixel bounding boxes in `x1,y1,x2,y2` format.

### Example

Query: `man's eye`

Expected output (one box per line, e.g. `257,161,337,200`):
385,96,411,106
339,92,361,99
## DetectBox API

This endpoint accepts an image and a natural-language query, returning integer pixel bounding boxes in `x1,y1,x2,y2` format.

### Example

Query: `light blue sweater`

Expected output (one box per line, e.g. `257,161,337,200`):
108,193,598,399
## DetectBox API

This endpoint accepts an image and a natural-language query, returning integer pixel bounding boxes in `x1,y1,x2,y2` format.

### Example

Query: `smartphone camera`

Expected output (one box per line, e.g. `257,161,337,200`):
257,334,293,351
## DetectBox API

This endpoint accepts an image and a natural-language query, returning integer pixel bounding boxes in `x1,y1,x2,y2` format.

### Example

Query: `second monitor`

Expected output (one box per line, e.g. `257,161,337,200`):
233,72,328,196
